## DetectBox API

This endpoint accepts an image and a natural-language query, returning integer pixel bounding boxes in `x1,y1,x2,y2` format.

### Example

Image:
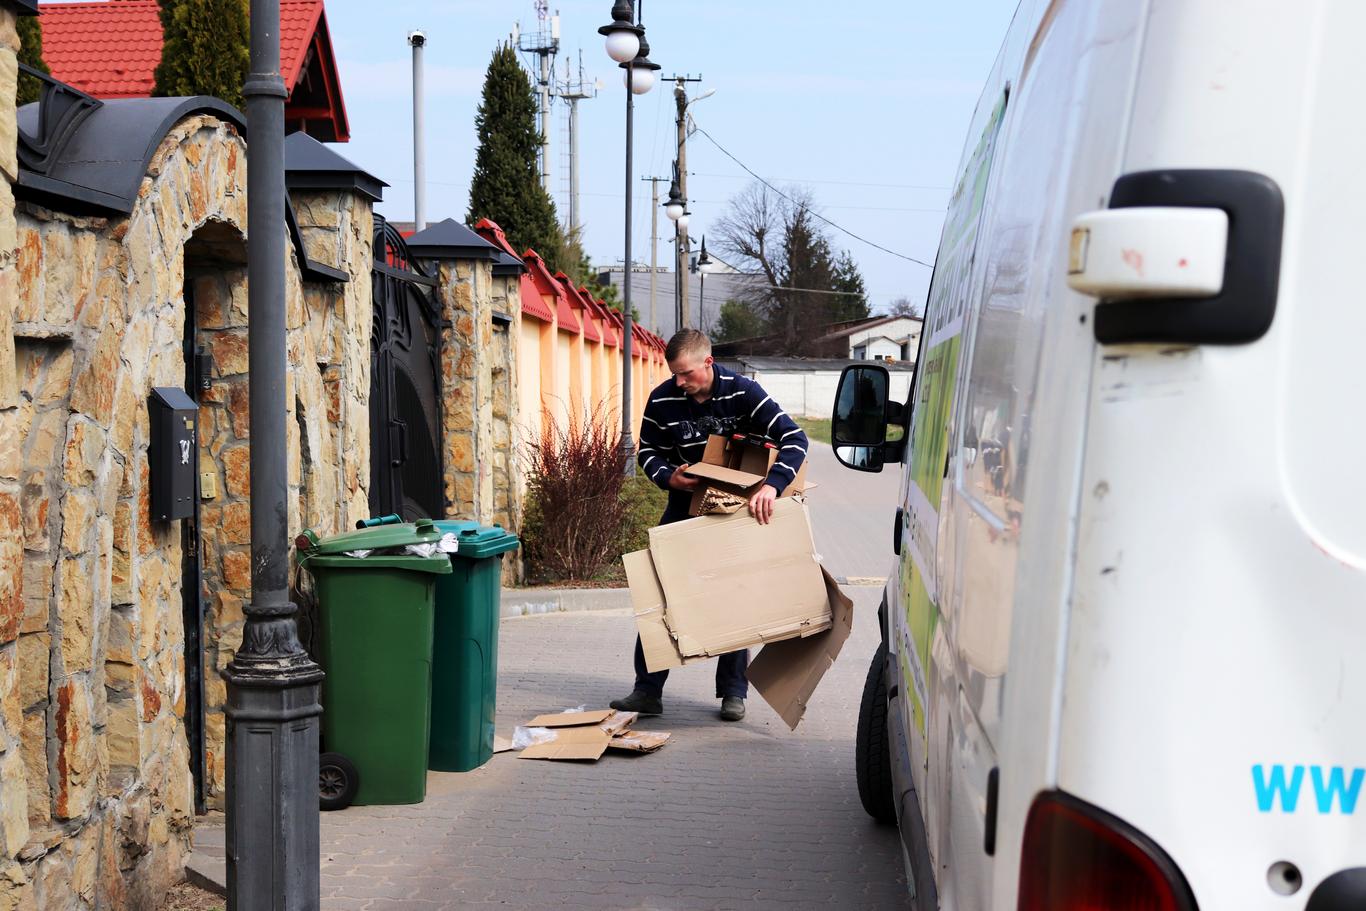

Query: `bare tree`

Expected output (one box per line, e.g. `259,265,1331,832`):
888,296,925,319
712,182,844,355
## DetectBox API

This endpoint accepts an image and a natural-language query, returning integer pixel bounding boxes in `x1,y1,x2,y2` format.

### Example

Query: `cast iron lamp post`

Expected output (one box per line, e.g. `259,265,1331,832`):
599,1,660,476
695,236,713,334
224,0,324,907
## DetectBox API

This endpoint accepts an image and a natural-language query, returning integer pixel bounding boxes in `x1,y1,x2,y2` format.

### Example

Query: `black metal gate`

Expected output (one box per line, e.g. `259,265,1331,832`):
369,217,444,520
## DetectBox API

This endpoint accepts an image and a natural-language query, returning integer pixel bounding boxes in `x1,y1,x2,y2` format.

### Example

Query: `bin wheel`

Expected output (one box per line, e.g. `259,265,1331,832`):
319,752,359,811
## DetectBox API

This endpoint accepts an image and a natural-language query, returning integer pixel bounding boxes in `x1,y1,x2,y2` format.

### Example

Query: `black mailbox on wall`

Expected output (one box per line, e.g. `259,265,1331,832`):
148,387,198,522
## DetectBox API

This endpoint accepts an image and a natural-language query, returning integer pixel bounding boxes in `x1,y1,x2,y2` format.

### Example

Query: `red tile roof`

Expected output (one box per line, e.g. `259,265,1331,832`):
518,274,553,323
523,250,577,331
472,219,553,324
38,0,349,140
557,274,602,343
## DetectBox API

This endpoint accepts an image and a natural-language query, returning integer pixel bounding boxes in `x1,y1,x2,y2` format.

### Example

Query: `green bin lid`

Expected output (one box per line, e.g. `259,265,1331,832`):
432,519,521,559
296,516,445,557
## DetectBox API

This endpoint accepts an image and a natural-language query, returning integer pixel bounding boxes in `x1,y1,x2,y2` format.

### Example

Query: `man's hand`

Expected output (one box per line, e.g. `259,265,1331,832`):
748,484,778,525
668,464,700,492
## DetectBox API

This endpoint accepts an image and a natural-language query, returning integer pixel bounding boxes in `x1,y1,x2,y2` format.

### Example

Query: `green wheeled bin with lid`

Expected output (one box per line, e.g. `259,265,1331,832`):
295,517,452,807
429,520,520,772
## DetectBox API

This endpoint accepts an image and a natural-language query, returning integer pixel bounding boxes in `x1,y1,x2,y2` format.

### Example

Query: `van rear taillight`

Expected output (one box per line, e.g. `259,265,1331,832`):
1018,792,1197,911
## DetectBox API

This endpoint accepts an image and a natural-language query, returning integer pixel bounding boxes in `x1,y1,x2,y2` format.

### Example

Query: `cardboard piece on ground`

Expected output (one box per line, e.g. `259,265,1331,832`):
648,499,831,657
608,731,671,753
600,710,638,736
519,725,611,761
526,709,614,728
493,735,513,754
747,567,856,730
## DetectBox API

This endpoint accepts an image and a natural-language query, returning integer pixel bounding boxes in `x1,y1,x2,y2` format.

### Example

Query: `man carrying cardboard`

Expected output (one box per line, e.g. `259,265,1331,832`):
610,329,809,722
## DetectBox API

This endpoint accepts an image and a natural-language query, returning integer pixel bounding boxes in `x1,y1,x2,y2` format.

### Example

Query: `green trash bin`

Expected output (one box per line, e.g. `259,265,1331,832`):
296,517,452,807
429,520,520,772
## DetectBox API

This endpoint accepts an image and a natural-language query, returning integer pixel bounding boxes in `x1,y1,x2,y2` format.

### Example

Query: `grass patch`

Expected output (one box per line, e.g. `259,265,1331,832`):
800,417,902,445
800,418,832,444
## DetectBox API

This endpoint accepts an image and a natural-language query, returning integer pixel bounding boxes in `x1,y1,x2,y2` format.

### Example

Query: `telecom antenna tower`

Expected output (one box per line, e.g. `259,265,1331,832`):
514,2,559,195
558,51,599,239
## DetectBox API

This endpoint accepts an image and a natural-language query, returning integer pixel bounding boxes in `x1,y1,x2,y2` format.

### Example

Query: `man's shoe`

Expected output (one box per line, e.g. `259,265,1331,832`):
609,690,663,716
719,696,746,722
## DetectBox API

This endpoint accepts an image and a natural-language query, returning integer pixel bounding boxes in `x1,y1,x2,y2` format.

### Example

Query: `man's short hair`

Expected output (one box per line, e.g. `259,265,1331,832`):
666,328,711,363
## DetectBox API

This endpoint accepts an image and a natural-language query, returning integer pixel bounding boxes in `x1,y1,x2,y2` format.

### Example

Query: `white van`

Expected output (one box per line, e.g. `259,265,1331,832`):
831,0,1366,908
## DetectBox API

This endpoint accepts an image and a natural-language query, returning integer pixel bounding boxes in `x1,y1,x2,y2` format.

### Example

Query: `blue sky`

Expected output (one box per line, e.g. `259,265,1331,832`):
324,1,1016,315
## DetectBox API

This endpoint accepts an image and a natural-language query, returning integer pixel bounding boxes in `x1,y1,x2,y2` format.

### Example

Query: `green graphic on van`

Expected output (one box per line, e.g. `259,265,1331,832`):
898,92,1005,737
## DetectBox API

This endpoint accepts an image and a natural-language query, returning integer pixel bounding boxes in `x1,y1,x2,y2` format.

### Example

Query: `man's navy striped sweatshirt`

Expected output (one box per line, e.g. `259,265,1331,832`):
637,363,809,511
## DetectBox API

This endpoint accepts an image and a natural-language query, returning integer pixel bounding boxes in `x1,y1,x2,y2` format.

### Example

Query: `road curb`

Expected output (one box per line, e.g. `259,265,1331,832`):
501,587,632,618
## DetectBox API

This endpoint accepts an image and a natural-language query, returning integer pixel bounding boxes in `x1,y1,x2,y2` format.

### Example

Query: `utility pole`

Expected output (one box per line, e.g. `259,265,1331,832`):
408,30,427,231
669,74,702,329
228,0,323,906
516,2,560,194
559,52,598,239
642,175,668,332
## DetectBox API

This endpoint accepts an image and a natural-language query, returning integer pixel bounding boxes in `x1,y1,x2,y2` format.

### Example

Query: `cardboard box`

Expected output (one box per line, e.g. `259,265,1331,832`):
682,434,810,517
624,497,854,729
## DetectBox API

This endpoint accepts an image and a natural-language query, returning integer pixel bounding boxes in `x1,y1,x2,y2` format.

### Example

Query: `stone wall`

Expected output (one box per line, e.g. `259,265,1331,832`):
0,106,372,908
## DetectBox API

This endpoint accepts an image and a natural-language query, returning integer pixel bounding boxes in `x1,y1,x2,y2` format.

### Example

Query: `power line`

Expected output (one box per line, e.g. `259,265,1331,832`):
693,172,950,192
576,191,945,214
690,125,935,269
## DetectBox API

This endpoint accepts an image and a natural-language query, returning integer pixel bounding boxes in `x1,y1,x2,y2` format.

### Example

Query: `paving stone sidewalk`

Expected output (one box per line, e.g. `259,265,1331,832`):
192,444,910,908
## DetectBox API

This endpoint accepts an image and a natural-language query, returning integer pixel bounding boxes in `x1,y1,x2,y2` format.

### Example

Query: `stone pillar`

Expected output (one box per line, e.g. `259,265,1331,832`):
438,258,494,522
0,5,32,905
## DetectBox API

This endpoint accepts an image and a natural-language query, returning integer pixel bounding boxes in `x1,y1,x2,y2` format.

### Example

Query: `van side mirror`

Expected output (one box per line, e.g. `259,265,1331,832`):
832,364,904,473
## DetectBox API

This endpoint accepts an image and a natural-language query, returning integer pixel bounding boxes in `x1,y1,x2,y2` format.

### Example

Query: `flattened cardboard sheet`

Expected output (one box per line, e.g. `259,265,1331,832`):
519,725,610,761
649,499,829,658
747,567,856,729
623,549,706,672
527,709,614,728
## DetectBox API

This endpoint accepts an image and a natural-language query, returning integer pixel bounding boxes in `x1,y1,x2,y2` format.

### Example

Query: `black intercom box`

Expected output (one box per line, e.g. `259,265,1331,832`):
148,387,198,521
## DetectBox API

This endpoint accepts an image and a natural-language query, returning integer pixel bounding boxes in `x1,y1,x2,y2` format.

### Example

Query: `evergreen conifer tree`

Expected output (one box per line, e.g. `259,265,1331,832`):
17,15,51,107
152,0,249,109
831,250,870,322
467,44,563,272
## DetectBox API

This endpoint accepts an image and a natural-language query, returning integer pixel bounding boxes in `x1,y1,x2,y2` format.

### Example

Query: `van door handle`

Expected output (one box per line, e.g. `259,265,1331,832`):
893,507,904,556
1072,169,1284,345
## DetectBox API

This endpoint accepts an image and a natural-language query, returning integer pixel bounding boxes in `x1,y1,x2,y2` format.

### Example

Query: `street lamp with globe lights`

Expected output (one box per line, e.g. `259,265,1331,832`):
694,236,714,333
599,0,641,63
664,166,690,328
599,1,658,475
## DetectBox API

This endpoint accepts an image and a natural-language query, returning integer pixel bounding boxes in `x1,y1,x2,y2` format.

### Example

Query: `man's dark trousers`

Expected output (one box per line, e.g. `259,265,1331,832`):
631,497,749,699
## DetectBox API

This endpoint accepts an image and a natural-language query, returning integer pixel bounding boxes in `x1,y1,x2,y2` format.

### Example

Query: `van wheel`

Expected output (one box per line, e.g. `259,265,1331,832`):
319,752,359,811
856,643,897,824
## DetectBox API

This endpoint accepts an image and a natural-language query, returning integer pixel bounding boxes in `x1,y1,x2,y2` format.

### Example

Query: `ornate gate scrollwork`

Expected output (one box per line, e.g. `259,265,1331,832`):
369,217,444,520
